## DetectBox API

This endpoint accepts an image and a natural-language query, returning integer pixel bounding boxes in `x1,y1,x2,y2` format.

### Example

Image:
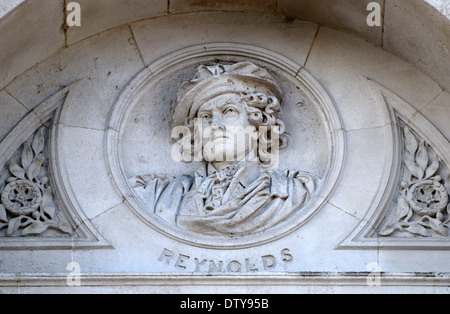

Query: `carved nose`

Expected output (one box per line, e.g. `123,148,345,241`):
211,113,227,129
210,123,226,137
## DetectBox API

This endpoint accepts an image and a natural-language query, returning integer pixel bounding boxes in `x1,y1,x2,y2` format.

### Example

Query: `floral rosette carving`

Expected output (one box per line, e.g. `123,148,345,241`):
0,127,72,237
380,127,450,237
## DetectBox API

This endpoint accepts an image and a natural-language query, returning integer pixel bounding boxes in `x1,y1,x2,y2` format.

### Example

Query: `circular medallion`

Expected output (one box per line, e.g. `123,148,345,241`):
1,179,42,216
106,44,345,249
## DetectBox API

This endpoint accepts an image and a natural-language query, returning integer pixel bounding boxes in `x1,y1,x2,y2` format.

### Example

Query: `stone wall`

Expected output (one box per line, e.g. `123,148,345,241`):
0,0,449,293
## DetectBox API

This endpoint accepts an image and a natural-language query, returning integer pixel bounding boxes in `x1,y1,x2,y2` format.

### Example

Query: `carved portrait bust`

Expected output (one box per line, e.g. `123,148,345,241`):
130,62,320,237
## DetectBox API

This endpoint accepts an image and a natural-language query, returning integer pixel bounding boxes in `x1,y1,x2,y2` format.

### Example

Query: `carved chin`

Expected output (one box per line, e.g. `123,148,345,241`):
203,141,248,162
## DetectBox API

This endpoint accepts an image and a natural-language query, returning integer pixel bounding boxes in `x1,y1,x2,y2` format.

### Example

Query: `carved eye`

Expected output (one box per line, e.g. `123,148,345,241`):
223,107,238,117
199,113,212,122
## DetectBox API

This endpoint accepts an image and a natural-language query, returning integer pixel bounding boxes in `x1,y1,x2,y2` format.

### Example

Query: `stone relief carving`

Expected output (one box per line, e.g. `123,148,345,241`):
0,83,110,249
338,81,450,249
130,62,320,237
380,122,450,238
108,45,344,249
0,126,73,237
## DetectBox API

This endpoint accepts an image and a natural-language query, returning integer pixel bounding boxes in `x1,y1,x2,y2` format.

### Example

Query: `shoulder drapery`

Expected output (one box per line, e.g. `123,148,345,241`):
131,163,319,236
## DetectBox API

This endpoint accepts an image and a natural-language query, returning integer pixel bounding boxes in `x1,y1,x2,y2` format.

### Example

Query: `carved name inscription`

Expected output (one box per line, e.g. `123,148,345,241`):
158,248,293,273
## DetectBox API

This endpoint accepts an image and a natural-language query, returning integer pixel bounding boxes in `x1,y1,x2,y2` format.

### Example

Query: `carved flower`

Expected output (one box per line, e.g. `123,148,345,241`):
406,178,448,217
1,180,42,216
0,127,72,237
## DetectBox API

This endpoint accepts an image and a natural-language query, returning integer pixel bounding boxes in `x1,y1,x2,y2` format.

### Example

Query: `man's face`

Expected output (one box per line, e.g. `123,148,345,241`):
196,93,255,163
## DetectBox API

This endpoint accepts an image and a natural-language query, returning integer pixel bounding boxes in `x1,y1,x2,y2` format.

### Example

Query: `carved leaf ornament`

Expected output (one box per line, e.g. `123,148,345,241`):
0,82,111,249
0,127,72,237
380,126,450,237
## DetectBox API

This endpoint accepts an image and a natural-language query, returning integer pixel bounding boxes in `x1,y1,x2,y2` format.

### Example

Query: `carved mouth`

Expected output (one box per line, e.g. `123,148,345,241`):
211,133,229,142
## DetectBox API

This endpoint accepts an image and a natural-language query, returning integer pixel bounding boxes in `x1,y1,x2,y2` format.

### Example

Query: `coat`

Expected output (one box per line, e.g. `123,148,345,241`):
131,161,319,237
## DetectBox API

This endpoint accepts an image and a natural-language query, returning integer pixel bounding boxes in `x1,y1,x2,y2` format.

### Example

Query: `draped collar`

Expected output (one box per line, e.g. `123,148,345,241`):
195,161,262,187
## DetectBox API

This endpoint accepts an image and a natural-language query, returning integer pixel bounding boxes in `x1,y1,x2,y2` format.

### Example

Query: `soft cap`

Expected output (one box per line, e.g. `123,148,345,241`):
171,62,283,128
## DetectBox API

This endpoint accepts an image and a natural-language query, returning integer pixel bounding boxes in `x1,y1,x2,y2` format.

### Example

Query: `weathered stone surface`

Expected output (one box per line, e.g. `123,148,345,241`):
5,26,144,131
0,0,64,90
278,0,384,46
328,127,388,220
130,12,318,67
420,91,450,142
0,0,449,294
66,0,167,46
57,126,123,221
384,0,450,91
304,27,443,130
170,0,277,14
0,91,28,143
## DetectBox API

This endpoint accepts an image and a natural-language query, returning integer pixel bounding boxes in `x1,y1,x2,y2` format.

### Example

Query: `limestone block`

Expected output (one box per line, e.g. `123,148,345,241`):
278,0,384,46
384,0,450,91
0,0,65,90
0,90,28,142
66,0,167,46
130,12,318,67
169,0,277,14
305,27,443,131
0,250,72,274
73,202,165,273
57,126,122,220
420,91,450,141
284,203,379,272
379,249,450,273
5,26,144,131
328,127,388,220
